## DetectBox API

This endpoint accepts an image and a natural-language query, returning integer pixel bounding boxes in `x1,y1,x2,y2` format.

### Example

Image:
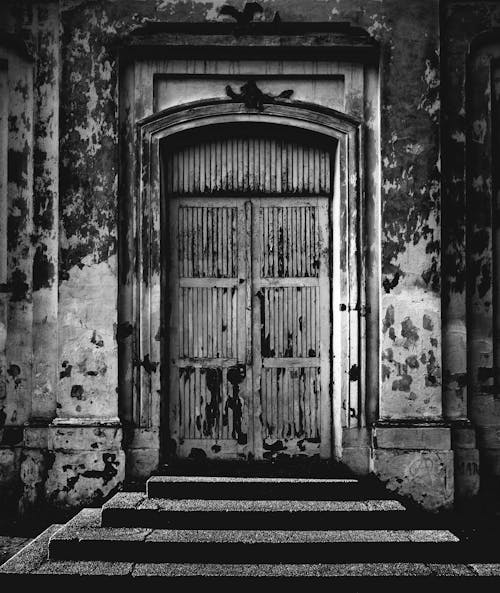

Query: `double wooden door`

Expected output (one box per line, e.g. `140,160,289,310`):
167,195,331,460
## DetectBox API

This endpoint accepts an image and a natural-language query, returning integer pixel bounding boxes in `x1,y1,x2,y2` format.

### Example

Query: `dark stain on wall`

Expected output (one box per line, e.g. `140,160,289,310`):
60,361,72,379
9,269,29,302
405,355,420,369
32,245,55,290
392,373,413,392
70,385,85,399
7,144,29,191
377,2,441,292
382,305,395,333
59,4,122,279
62,453,120,494
383,271,400,293
401,317,419,348
90,330,104,348
422,314,434,331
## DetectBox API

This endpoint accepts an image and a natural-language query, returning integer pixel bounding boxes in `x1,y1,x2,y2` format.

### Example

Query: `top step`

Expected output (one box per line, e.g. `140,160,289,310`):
146,476,388,501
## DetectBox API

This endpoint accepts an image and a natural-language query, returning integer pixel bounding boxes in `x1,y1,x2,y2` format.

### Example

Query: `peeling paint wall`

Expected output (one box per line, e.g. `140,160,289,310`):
0,3,36,516
0,0,497,514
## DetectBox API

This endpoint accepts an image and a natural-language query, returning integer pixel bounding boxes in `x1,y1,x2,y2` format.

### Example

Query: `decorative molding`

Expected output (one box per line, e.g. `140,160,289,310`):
225,80,293,111
219,2,263,28
120,22,379,63
51,417,122,427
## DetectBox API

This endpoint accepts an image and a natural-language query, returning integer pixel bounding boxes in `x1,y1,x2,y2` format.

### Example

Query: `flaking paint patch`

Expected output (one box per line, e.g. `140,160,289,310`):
59,5,120,277
58,255,117,418
45,449,125,508
381,290,442,419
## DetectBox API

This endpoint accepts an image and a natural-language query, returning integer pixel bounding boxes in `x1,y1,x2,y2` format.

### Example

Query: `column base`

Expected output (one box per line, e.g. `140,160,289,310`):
124,427,160,481
0,432,22,516
451,420,480,508
372,421,454,511
341,427,372,475
44,417,125,509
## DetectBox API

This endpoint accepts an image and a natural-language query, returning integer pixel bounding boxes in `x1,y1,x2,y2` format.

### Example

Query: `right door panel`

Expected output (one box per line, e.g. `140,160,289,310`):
252,197,331,459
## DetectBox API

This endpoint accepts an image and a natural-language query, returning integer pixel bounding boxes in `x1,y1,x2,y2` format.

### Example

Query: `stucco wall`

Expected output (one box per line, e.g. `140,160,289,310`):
0,0,496,513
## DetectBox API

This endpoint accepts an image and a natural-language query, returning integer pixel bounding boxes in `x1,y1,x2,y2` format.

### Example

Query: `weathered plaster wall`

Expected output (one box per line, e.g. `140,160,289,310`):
0,1,124,512
49,0,126,506
0,6,35,514
0,0,467,512
21,1,60,514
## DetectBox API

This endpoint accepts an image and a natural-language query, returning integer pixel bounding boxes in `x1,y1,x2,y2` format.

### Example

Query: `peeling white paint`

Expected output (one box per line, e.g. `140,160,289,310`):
451,130,466,143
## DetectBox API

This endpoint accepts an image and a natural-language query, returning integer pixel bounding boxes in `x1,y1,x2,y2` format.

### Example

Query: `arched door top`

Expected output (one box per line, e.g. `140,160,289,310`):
138,99,362,144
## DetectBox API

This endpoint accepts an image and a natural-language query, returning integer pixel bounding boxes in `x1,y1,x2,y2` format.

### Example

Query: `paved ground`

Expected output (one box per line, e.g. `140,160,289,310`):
0,535,33,566
0,521,36,567
0,513,70,566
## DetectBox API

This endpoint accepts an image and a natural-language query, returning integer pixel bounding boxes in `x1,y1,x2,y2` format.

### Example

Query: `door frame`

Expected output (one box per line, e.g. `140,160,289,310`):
132,98,365,463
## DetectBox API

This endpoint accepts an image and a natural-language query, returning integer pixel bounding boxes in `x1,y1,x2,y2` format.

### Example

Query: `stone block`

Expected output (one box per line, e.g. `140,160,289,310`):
0,447,21,512
342,427,371,448
342,447,372,475
480,448,500,476
375,426,451,450
0,447,18,485
126,447,160,480
45,449,125,508
476,425,500,449
128,427,160,450
49,423,122,451
453,447,480,501
24,426,49,449
451,424,476,449
470,394,500,425
19,448,50,509
373,449,454,511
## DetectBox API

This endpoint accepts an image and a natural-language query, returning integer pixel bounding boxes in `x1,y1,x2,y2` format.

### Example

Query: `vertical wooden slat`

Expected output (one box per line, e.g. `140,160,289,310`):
166,135,331,195
262,206,267,277
167,132,335,459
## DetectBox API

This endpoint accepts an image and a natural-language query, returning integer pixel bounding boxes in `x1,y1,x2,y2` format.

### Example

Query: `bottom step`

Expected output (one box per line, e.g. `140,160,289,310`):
2,526,500,581
36,509,496,564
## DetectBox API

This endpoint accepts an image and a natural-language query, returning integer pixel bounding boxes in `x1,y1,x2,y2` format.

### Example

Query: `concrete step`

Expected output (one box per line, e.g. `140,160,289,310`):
101,492,427,530
3,526,498,582
146,475,386,500
2,515,500,582
46,509,485,564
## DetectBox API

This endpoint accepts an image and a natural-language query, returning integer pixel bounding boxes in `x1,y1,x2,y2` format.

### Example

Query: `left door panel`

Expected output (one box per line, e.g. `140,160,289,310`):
167,198,252,459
